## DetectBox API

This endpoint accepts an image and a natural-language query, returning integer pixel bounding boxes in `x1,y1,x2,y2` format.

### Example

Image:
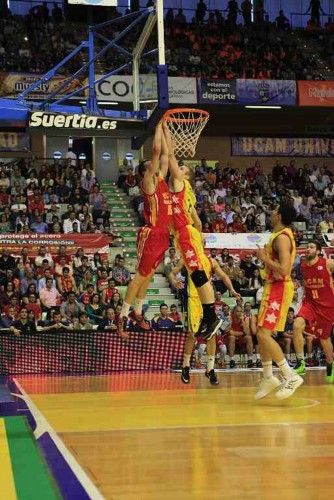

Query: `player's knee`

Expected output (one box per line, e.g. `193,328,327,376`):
293,316,305,332
257,328,269,342
190,270,209,288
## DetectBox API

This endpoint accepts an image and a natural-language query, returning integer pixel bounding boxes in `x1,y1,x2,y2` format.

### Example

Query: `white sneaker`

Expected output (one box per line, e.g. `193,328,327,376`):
275,374,304,400
254,376,281,400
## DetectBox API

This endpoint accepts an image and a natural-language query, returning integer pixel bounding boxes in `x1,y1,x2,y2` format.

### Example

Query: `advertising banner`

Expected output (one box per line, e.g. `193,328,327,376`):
0,131,29,151
236,79,296,105
0,72,83,100
95,74,197,103
298,81,334,107
231,136,334,157
29,111,117,131
0,330,186,374
0,233,110,255
204,233,271,250
198,79,236,104
168,77,197,104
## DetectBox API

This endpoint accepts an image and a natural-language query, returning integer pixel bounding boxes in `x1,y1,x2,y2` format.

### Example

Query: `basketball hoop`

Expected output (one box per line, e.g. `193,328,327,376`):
163,108,209,158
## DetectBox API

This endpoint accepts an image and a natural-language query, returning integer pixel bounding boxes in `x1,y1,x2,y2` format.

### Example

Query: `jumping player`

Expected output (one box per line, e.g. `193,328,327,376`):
168,255,240,384
163,123,223,340
293,241,334,384
118,122,172,337
255,200,304,400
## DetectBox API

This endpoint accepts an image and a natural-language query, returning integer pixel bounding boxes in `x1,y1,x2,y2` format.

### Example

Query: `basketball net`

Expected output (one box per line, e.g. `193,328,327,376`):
163,108,209,158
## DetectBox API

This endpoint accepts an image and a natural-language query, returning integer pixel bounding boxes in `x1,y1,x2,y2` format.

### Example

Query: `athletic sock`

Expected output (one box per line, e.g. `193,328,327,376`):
252,354,257,363
262,361,273,379
134,298,144,317
202,303,216,324
183,354,191,368
256,353,261,360
207,355,215,371
296,352,305,361
120,301,131,318
278,358,294,379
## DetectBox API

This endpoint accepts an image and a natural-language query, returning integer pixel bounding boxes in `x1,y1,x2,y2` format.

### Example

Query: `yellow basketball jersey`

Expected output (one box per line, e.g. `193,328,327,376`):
264,226,296,283
172,180,197,229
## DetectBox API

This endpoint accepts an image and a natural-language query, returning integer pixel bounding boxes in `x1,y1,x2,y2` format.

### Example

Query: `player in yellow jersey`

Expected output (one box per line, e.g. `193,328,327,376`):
168,256,240,384
163,123,223,341
255,199,304,400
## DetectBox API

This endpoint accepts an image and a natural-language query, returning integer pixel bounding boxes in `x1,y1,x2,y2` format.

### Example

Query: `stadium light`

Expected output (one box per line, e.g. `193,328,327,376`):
79,101,119,105
245,105,282,109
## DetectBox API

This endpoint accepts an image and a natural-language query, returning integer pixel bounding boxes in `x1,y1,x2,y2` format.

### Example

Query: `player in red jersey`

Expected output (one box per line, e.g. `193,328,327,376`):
118,123,173,338
293,241,334,384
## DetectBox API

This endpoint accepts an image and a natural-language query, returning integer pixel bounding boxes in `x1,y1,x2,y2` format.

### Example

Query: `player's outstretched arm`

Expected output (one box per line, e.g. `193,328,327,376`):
159,127,169,179
162,123,182,181
211,258,241,299
147,122,162,176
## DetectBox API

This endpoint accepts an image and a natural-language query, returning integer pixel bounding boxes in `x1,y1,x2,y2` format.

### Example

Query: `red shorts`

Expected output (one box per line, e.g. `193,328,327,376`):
258,280,294,332
137,226,170,277
297,301,334,340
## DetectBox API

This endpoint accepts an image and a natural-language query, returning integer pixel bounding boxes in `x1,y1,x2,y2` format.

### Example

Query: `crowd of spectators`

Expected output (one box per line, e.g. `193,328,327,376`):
125,158,334,240
0,156,112,235
0,247,136,334
0,1,333,79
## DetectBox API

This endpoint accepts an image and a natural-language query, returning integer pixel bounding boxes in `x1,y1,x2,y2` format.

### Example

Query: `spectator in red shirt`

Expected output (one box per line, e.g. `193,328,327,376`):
25,293,42,321
28,191,45,214
211,216,227,233
228,214,247,233
124,168,137,194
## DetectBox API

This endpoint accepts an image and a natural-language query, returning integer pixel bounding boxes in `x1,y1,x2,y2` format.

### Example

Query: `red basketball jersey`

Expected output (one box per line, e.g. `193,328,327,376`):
301,256,334,307
141,176,172,228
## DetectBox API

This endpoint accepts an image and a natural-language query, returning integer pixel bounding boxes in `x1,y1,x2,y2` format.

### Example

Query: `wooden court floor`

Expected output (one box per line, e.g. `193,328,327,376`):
15,371,334,500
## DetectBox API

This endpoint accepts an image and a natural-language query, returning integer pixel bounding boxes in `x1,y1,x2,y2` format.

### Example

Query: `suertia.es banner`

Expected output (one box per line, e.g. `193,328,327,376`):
298,81,334,107
29,111,117,131
198,79,236,104
236,79,296,105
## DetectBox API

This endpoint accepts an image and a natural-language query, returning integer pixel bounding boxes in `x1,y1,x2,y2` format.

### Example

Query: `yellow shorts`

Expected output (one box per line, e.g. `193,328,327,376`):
186,255,212,334
258,280,294,332
188,295,202,334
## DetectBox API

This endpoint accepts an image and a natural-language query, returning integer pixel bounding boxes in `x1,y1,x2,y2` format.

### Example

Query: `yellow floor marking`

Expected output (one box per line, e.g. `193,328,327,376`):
0,419,18,500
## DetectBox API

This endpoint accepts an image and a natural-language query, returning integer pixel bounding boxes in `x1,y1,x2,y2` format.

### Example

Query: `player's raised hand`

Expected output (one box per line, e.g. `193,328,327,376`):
162,121,174,155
